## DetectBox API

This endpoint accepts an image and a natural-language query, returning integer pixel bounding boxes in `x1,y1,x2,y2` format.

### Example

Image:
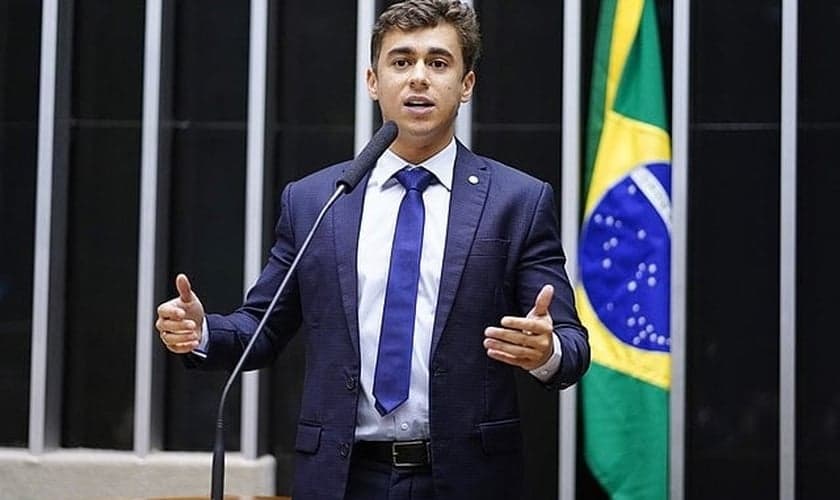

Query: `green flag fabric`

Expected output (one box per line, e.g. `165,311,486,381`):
578,0,671,499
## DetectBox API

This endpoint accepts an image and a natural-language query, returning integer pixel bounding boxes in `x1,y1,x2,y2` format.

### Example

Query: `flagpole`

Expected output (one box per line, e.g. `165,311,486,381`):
670,1,691,500
559,1,582,499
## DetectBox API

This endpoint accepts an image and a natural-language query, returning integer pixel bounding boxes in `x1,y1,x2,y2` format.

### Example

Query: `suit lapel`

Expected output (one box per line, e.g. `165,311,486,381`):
431,143,489,356
333,169,369,359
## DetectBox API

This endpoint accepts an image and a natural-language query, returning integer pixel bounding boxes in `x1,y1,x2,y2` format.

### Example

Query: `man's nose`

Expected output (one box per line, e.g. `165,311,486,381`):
409,62,430,88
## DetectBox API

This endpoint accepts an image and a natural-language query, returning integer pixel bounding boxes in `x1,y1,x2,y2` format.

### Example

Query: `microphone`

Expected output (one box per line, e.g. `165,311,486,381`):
336,120,398,192
210,121,399,500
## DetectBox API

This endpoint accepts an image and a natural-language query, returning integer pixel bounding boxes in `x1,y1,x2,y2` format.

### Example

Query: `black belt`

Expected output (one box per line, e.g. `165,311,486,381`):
353,440,431,468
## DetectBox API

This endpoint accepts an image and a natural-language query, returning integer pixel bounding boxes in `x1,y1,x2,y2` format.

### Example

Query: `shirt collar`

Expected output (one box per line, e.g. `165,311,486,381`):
368,137,456,191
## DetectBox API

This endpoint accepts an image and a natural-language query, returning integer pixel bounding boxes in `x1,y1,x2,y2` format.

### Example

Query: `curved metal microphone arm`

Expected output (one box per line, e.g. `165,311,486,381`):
211,184,347,500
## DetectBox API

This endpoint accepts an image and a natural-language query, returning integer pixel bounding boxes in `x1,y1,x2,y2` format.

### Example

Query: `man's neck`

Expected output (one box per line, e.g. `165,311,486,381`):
390,133,456,165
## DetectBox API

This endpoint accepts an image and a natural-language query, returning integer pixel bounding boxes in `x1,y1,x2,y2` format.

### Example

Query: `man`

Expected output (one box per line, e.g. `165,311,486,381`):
155,1,589,499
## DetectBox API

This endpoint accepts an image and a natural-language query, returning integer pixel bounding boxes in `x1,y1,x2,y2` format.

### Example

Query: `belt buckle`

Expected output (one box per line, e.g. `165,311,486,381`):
391,440,428,468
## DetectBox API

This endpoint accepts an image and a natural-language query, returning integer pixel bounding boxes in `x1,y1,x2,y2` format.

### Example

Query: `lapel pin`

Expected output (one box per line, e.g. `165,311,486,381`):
467,175,479,185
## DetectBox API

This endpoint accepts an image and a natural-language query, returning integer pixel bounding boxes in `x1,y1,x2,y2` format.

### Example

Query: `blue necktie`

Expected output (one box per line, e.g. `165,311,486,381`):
373,167,436,416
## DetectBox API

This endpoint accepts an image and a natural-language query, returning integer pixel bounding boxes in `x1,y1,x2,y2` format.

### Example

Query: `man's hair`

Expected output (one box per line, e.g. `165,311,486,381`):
370,0,481,75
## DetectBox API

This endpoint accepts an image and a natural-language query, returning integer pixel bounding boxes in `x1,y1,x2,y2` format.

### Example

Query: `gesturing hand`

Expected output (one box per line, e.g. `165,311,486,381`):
155,273,205,354
483,284,554,371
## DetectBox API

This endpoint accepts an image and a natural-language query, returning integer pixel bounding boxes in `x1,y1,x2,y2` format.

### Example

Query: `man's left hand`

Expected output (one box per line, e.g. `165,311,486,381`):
483,284,554,371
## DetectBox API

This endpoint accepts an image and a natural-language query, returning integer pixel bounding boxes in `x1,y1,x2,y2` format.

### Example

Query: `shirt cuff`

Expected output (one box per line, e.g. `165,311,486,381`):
529,334,562,382
191,321,210,359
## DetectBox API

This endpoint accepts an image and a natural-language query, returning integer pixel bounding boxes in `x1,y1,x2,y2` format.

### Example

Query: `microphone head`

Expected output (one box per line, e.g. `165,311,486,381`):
337,121,399,192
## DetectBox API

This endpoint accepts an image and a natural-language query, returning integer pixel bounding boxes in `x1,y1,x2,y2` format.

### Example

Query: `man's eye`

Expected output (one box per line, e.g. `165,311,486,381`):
431,60,448,69
394,59,409,68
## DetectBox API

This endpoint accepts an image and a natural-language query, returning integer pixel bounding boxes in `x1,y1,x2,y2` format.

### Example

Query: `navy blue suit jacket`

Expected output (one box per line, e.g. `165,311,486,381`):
194,143,589,499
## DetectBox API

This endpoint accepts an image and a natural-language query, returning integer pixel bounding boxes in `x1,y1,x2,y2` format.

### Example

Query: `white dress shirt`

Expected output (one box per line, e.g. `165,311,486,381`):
353,140,455,441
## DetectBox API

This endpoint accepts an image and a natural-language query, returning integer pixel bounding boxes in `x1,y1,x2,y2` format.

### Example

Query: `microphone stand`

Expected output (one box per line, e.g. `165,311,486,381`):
210,184,347,500
209,120,396,499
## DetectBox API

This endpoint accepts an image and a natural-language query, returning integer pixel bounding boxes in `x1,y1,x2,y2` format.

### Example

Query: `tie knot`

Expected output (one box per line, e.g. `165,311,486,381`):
395,167,435,192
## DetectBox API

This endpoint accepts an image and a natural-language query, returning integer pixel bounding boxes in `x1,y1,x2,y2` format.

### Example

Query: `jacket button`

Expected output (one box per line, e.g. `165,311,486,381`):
339,442,350,458
345,375,356,391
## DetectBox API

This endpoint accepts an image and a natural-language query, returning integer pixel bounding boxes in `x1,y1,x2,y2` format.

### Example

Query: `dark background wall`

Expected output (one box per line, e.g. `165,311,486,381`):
1,1,838,499
0,0,40,448
795,3,840,500
162,0,250,453
60,0,144,451
685,2,782,499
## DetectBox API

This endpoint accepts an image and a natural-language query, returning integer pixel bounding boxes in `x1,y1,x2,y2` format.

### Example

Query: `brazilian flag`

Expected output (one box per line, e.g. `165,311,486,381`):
578,0,671,499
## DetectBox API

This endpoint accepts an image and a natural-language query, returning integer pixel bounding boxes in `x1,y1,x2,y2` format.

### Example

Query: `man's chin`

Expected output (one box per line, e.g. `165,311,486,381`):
396,120,447,139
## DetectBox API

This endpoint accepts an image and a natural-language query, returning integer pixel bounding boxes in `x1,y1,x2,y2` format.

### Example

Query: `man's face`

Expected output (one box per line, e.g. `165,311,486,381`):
367,23,475,158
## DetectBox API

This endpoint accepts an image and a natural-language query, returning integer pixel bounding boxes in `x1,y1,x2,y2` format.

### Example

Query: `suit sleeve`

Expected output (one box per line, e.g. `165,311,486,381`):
186,181,304,372
516,182,590,390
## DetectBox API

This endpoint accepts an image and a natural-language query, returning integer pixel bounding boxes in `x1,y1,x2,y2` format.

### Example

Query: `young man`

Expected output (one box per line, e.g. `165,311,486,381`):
155,1,589,498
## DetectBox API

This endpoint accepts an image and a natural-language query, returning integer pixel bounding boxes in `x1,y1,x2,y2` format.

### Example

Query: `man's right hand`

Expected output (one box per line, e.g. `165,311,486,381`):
155,273,205,354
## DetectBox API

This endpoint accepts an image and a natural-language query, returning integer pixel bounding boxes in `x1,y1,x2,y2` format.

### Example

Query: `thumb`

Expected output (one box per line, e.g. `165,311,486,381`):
176,273,194,304
530,284,554,317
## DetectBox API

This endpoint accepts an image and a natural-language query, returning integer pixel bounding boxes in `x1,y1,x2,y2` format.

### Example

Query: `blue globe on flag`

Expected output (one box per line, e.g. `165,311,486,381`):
580,162,672,353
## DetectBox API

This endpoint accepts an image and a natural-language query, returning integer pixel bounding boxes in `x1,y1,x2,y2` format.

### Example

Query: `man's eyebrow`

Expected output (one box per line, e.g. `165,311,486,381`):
385,46,416,58
427,47,454,59
385,46,454,59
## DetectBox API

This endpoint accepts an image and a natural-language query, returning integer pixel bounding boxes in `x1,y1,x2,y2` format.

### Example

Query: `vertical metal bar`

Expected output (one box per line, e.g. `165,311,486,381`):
779,0,798,498
134,0,165,457
454,0,473,148
354,0,376,153
559,1,581,499
669,1,691,499
30,0,61,455
241,0,270,461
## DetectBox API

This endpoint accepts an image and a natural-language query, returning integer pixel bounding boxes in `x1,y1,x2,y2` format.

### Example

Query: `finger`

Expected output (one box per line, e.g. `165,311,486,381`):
167,340,200,354
176,273,193,304
157,319,198,334
485,336,552,371
166,333,199,344
485,345,540,369
485,326,539,345
531,284,554,317
497,316,551,335
486,347,518,364
157,302,186,321
159,329,198,347
483,337,534,359
486,327,551,357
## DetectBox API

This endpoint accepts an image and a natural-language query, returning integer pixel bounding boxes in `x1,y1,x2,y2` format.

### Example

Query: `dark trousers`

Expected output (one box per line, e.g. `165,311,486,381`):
344,456,434,500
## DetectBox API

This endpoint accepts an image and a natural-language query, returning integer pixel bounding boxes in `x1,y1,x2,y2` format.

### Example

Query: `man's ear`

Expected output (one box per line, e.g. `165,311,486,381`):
460,70,476,103
366,67,379,101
